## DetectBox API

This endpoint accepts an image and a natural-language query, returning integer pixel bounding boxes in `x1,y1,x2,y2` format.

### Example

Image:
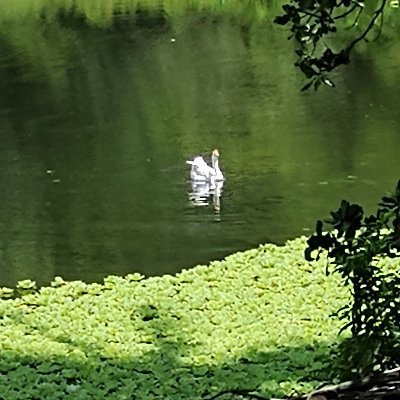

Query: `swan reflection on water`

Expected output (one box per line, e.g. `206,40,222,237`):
188,180,224,213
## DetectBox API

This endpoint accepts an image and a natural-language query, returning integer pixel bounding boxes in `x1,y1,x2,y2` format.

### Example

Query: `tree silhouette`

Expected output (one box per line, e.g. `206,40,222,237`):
275,0,389,90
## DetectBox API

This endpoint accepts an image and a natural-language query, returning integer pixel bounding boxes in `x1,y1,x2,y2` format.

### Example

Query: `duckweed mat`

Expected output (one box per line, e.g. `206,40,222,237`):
0,237,353,399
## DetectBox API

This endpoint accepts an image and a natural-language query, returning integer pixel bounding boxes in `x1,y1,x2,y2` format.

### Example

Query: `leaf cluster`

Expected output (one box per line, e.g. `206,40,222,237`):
274,0,387,90
305,180,400,377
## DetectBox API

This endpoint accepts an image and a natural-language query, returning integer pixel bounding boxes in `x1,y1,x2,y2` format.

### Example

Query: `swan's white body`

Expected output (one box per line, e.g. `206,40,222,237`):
186,149,224,182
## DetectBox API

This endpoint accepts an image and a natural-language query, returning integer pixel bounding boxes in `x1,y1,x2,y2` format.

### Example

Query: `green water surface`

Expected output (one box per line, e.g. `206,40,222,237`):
0,1,399,286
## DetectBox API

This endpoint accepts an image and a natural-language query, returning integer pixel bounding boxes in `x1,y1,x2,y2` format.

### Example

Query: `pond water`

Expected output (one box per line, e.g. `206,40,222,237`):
0,3,399,287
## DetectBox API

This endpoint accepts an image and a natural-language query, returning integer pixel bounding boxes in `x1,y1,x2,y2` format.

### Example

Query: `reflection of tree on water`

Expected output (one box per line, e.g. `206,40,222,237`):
188,180,223,213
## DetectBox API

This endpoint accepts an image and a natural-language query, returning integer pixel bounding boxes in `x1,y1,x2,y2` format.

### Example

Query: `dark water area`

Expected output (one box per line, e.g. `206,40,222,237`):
0,3,399,287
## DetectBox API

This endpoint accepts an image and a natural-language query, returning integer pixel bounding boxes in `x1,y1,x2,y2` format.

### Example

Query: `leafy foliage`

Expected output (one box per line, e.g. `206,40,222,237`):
0,239,350,399
305,180,400,377
275,0,388,90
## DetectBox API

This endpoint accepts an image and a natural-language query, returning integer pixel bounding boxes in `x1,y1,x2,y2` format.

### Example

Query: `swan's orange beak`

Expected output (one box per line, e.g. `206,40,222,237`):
212,149,220,157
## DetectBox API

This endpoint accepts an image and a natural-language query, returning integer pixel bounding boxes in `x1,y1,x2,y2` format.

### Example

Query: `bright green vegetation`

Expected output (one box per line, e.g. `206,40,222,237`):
0,237,352,399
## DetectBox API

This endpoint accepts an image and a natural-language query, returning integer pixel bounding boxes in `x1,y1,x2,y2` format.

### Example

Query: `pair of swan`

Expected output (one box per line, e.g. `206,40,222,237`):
186,149,224,182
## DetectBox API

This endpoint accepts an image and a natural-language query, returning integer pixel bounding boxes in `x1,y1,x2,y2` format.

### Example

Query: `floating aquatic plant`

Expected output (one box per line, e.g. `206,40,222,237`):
0,237,380,399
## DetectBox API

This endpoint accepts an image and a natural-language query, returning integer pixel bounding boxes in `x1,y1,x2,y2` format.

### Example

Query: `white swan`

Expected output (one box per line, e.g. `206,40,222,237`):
186,149,224,182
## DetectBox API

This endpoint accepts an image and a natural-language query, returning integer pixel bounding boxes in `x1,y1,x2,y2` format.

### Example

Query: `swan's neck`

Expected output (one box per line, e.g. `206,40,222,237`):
212,156,219,170
210,154,224,180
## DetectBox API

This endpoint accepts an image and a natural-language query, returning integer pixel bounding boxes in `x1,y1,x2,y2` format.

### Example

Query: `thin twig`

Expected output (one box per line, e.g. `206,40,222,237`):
334,4,358,20
374,10,384,41
300,10,321,19
347,0,387,50
346,6,364,29
205,389,284,400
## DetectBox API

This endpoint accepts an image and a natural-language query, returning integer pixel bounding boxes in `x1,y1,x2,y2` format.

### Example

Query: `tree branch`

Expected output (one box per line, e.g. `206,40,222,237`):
334,4,358,20
346,6,364,29
347,0,387,50
274,0,388,88
374,10,384,41
205,389,283,400
300,10,322,19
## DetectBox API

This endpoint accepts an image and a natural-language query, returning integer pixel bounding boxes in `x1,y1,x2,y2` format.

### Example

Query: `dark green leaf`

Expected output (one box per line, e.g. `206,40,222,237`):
301,80,314,91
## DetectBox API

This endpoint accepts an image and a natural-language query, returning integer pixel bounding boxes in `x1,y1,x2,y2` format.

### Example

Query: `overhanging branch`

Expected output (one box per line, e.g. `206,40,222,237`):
334,4,359,20
347,0,387,50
